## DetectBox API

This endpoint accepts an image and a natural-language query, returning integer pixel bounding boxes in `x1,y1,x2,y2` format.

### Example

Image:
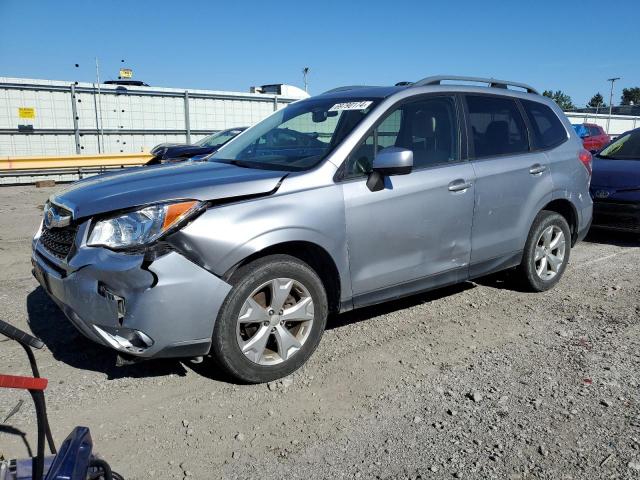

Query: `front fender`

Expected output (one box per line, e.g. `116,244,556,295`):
168,184,352,302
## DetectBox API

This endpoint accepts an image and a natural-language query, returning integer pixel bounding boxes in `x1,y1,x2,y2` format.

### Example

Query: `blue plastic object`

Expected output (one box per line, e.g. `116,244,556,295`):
44,427,93,480
572,123,589,138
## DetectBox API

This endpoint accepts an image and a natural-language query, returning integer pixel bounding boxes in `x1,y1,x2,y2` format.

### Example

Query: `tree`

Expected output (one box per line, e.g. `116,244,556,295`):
587,93,606,109
542,90,576,110
621,87,640,106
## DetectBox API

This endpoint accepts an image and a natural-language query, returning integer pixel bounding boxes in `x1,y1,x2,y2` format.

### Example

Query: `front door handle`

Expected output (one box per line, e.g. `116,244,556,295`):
529,164,547,175
448,179,472,192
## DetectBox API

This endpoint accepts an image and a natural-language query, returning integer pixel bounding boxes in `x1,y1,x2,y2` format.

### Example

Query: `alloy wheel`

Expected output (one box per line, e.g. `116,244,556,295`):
236,278,314,365
534,225,566,281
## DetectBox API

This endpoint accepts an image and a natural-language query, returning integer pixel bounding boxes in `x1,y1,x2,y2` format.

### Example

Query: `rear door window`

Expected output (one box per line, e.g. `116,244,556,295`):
521,99,568,149
465,95,529,158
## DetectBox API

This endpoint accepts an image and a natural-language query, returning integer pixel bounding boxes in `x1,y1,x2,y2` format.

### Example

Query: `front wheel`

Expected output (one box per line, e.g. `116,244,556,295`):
210,254,328,383
518,211,571,292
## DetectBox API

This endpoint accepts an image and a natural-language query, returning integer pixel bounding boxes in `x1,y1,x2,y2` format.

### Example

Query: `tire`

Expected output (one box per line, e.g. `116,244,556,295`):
518,210,572,292
210,254,328,383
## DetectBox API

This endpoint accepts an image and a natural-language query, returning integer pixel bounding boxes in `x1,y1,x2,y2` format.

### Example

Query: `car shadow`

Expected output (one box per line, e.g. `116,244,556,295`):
583,229,639,247
26,287,188,380
326,282,476,330
471,268,531,292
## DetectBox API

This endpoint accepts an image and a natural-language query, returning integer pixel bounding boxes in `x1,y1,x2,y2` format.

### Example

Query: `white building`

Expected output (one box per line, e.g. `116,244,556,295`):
0,77,308,156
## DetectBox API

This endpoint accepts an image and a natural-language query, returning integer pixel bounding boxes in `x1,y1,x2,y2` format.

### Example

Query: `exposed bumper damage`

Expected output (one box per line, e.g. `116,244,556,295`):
31,225,232,359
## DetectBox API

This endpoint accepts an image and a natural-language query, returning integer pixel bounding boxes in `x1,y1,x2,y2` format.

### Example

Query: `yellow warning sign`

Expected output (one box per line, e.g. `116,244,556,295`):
19,107,35,119
119,68,133,79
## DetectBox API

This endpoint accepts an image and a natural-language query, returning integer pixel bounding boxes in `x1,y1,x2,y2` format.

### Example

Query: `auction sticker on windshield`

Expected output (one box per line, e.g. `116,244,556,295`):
328,101,373,112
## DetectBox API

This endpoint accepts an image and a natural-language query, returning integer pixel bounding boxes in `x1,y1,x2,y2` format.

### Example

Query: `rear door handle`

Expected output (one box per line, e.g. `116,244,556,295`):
529,164,547,175
448,179,472,192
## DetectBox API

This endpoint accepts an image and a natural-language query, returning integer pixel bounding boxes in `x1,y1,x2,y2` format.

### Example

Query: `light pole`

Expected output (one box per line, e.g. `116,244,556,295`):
95,57,105,153
302,67,310,93
606,77,620,134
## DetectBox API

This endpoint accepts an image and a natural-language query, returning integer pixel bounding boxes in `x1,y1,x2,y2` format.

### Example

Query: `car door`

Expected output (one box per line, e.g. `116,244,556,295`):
340,95,476,306
463,94,553,276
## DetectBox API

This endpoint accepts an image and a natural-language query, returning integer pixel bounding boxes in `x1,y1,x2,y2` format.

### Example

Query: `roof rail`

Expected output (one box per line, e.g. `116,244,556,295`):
413,75,539,95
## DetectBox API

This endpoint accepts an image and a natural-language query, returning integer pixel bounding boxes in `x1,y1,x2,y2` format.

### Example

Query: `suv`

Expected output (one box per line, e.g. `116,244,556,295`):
32,76,593,383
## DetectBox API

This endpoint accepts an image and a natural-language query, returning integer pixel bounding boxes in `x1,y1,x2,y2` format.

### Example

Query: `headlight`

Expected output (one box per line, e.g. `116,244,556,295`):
88,200,202,249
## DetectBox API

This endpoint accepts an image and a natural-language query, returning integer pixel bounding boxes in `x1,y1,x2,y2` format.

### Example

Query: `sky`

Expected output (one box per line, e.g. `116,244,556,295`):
1,0,638,107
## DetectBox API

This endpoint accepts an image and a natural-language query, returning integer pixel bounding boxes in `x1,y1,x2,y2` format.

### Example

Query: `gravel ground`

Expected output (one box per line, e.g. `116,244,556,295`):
1,184,639,479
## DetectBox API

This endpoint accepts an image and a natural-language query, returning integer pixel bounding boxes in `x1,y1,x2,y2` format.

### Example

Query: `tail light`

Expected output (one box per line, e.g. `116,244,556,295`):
578,149,592,175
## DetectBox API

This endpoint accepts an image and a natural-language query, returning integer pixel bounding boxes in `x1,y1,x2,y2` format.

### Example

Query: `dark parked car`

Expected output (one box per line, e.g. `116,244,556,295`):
590,127,640,233
146,127,247,165
572,123,611,153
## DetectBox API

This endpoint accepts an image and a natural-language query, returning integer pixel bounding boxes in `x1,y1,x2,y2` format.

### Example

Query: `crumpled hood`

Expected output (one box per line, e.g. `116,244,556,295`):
591,158,640,190
51,161,286,219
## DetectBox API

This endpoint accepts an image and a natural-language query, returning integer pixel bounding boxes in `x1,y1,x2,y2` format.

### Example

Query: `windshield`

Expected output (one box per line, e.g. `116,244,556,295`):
598,130,640,160
209,98,379,171
196,129,244,148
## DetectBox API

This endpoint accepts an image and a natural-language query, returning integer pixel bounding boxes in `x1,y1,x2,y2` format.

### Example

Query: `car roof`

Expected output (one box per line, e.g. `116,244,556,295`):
318,76,541,101
317,86,406,99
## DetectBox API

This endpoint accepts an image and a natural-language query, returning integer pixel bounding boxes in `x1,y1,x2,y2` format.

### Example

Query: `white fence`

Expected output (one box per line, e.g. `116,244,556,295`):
3,77,639,157
0,77,300,156
564,111,639,138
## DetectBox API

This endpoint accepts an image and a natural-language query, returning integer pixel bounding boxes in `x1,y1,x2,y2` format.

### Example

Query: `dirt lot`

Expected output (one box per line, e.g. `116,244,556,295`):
1,184,639,479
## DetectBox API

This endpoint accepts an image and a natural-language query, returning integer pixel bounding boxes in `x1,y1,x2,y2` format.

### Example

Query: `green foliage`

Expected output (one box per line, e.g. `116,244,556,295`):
542,90,576,111
587,93,606,108
621,87,640,106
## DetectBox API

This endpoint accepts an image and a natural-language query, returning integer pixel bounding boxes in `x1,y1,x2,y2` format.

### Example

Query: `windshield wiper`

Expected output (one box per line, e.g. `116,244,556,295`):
210,158,257,169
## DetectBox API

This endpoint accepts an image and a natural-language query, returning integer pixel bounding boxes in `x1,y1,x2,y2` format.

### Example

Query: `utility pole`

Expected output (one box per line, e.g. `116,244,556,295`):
96,57,105,152
606,77,620,134
302,67,310,93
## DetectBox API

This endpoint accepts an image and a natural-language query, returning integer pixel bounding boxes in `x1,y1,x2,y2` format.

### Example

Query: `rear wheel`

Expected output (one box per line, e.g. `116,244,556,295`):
210,254,327,383
519,211,571,292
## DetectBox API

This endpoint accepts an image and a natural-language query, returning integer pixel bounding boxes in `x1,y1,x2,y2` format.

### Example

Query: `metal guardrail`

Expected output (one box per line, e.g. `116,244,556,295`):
0,152,152,170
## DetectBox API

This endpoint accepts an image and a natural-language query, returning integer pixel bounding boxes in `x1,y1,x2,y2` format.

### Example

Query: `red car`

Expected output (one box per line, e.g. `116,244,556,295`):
573,123,611,153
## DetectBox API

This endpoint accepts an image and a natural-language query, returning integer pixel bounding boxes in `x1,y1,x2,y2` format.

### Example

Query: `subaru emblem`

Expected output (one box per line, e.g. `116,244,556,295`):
43,203,71,229
594,190,610,199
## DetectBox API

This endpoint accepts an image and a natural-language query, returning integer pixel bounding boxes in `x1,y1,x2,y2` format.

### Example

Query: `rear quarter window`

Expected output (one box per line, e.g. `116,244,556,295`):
521,99,568,150
588,125,602,137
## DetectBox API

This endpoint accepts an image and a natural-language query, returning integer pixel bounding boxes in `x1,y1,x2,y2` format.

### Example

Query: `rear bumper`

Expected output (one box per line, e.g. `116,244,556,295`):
591,201,640,233
31,236,232,359
575,196,593,244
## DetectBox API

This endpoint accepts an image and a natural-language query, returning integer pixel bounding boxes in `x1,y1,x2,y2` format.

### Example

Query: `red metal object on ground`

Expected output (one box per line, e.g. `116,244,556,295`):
0,374,48,391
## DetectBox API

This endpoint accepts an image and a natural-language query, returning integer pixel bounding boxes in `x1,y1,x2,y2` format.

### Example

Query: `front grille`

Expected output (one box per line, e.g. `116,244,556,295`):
40,225,78,259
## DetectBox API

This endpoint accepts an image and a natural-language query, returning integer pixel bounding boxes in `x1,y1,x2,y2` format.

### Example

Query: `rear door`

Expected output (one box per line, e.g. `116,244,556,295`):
464,94,552,275
341,95,476,304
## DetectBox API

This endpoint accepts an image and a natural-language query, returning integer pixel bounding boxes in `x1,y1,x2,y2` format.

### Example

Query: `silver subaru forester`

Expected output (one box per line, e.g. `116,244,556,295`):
32,76,593,383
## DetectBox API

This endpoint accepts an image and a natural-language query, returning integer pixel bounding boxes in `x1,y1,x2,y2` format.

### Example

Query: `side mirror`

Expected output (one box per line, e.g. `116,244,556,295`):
372,147,413,175
366,147,413,192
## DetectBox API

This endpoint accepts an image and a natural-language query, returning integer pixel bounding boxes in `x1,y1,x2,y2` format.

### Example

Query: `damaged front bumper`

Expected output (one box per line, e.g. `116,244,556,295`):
31,222,232,359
